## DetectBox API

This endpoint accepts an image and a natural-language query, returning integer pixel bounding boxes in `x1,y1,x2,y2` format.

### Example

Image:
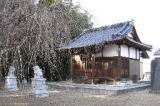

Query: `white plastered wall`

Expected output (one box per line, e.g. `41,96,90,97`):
136,49,140,59
96,44,140,60
129,47,136,59
121,45,129,57
95,44,119,57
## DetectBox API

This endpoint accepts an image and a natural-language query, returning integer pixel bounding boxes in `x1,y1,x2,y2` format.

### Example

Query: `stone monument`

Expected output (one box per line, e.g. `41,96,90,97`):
31,65,49,97
5,66,19,91
151,58,160,92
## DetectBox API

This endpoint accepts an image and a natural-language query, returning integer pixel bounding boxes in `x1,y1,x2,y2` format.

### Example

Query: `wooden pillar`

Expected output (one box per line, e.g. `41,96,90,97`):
128,46,130,58
118,45,121,57
91,54,95,84
118,57,122,82
70,54,73,82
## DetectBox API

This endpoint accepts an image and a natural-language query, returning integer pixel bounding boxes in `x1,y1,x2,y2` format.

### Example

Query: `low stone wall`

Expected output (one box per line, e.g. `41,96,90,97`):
47,82,150,95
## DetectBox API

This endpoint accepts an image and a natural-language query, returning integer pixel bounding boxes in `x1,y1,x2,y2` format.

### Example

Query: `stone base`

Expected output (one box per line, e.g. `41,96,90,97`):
34,89,49,97
5,77,19,91
32,78,49,98
5,86,19,91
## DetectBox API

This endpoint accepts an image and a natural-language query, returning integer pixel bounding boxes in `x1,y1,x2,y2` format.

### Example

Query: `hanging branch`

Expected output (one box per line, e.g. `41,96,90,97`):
0,0,72,81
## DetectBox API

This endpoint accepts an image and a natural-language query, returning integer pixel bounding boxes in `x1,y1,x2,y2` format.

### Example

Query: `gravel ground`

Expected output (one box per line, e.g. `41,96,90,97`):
0,89,160,106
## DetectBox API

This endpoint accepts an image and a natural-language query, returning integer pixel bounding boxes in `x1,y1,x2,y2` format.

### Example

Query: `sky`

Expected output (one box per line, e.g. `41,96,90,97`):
73,0,160,72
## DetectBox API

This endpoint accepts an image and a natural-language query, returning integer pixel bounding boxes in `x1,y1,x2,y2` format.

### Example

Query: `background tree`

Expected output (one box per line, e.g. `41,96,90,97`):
41,0,93,38
0,0,93,82
53,2,93,81
37,0,93,81
67,4,93,39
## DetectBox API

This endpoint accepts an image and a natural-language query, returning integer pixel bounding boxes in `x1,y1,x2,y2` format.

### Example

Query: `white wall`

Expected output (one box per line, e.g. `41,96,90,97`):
129,47,136,59
96,44,140,60
103,44,119,57
140,57,143,62
136,49,140,59
121,45,129,57
128,33,133,38
120,45,140,59
95,44,119,57
140,62,143,79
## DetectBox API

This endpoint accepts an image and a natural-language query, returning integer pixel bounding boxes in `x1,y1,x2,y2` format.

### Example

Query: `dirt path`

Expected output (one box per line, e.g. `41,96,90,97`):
0,89,160,106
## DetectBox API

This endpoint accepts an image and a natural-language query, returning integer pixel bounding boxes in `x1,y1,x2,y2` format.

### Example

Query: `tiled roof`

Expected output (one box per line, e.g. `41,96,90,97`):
60,20,151,50
125,37,152,49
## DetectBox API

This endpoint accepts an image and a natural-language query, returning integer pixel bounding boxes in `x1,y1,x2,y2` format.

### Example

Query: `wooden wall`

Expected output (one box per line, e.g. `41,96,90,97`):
72,55,130,82
129,59,140,79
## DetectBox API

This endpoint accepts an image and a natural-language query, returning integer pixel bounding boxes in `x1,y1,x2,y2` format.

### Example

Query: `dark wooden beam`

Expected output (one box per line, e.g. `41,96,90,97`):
128,46,130,58
102,46,104,58
118,45,121,57
70,55,73,81
135,49,137,59
91,54,95,84
95,56,140,62
95,56,120,62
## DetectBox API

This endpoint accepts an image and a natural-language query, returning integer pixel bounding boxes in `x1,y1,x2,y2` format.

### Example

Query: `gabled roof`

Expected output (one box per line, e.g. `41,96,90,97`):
60,20,152,50
125,37,152,50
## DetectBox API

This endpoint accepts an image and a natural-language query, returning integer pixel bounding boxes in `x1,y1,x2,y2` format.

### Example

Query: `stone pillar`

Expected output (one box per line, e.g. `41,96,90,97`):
31,65,49,98
5,66,19,91
151,58,160,92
